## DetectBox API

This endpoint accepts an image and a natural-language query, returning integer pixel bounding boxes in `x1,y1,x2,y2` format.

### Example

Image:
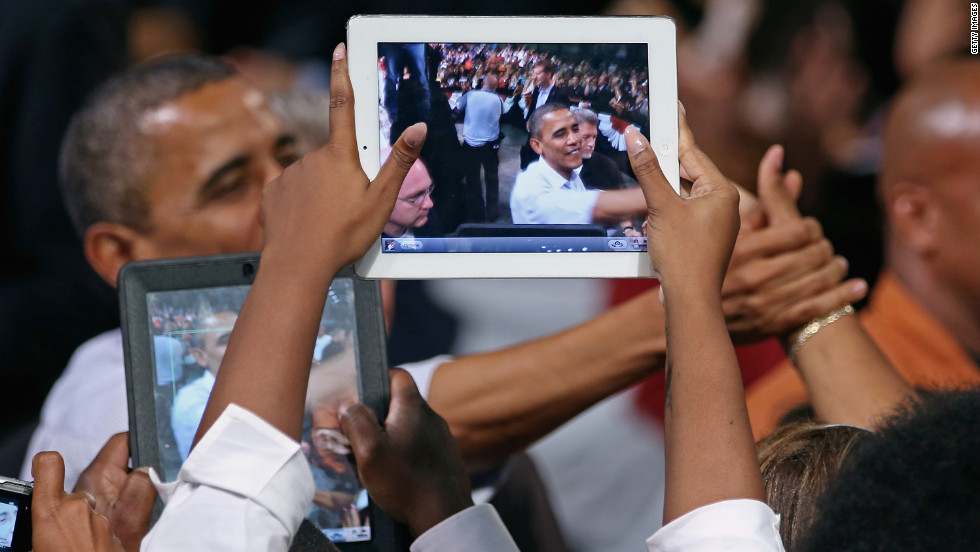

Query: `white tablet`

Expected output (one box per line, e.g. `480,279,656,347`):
348,15,678,278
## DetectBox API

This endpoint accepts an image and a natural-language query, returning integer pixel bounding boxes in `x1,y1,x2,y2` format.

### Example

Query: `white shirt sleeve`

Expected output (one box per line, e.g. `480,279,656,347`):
141,404,315,552
646,499,785,552
397,355,454,400
410,504,519,552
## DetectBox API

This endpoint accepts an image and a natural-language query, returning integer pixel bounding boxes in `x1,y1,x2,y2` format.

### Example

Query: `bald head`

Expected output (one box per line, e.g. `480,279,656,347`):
881,61,980,191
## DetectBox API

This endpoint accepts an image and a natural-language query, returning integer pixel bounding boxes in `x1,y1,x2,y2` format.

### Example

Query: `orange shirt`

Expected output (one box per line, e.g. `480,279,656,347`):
745,272,980,439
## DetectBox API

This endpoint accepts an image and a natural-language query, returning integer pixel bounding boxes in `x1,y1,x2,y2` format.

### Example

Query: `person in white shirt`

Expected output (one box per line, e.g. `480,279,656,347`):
510,103,648,225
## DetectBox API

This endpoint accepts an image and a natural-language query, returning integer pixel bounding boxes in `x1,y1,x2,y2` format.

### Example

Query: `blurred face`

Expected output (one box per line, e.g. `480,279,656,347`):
191,311,238,374
579,121,598,159
532,66,552,88
531,109,582,179
134,78,298,259
385,160,434,237
932,147,980,306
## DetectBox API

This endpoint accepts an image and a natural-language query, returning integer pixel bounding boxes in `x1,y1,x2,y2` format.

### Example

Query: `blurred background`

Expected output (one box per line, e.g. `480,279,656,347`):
0,0,972,465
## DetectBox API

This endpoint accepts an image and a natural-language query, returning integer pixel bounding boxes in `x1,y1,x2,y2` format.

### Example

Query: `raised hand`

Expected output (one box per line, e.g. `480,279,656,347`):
260,43,427,274
721,144,868,342
340,369,473,537
32,452,124,552
73,433,156,552
626,112,740,296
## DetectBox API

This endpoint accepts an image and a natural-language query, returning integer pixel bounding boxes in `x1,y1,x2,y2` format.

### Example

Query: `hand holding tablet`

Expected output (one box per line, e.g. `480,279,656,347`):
348,16,679,278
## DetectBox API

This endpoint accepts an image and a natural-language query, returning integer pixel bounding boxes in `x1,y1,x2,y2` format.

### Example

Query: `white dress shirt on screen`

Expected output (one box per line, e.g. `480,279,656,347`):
510,158,600,224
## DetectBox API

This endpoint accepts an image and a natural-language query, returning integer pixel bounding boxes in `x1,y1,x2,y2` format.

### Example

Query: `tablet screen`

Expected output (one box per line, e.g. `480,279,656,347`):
377,42,652,255
146,279,371,543
0,498,18,550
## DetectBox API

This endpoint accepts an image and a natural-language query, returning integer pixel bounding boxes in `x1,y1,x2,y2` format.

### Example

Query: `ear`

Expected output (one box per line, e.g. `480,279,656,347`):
84,222,143,288
187,347,210,369
529,136,543,156
886,182,940,256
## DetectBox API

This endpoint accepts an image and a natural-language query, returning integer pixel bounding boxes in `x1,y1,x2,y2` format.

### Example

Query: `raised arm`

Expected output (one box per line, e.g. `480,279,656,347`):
626,115,763,524
428,289,666,471
424,156,864,473
750,148,914,426
591,187,648,223
194,43,426,444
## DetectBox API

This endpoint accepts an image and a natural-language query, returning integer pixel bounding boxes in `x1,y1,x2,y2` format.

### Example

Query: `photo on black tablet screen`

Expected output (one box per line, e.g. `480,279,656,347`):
147,279,370,543
377,42,653,254
0,498,17,549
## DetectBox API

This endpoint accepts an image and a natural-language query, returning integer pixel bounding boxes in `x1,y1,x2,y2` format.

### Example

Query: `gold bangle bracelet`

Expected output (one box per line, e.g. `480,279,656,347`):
787,305,855,364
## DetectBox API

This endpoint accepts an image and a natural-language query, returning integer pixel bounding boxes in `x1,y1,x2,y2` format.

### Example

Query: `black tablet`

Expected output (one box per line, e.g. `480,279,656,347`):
119,253,400,550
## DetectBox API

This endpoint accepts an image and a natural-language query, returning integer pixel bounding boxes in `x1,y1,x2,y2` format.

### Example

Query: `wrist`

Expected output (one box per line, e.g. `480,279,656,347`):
260,242,344,284
784,305,855,363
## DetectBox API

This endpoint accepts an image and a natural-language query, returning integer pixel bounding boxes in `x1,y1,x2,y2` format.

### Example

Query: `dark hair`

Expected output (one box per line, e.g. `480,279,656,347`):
800,389,980,552
533,60,556,75
60,55,236,237
757,421,869,551
528,103,571,139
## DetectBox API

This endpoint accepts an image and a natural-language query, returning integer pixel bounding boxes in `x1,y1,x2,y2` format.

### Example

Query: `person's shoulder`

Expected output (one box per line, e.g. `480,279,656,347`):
53,329,124,391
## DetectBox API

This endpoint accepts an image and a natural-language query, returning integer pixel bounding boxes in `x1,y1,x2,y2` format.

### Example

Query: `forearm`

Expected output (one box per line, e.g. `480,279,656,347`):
592,188,647,223
792,314,914,428
427,290,666,471
196,248,342,444
662,287,764,525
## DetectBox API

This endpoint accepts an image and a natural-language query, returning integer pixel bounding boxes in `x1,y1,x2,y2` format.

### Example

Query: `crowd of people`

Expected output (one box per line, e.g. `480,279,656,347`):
2,0,979,551
435,43,650,124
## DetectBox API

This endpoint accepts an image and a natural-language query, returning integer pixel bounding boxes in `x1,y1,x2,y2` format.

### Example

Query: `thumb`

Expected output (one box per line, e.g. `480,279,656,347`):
109,469,156,552
756,144,800,225
32,451,67,511
625,126,675,212
340,402,386,461
373,123,427,208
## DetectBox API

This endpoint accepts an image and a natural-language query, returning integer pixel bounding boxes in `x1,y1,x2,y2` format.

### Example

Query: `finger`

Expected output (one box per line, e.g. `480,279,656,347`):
340,401,386,461
32,451,67,509
756,144,801,225
733,182,766,231
327,43,357,157
783,169,803,202
728,217,822,269
625,125,674,210
723,256,849,323
676,109,724,186
372,123,427,209
75,432,130,495
109,469,156,552
752,256,850,309
778,279,868,326
724,238,834,295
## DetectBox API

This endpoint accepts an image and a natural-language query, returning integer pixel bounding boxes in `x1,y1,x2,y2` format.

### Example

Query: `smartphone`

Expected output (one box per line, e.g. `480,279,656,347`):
0,477,32,552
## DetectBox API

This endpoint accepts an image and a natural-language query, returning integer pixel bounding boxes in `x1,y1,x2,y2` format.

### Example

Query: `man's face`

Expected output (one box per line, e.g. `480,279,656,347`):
532,66,551,88
531,109,582,178
134,78,297,259
579,122,598,160
387,160,434,235
192,311,238,374
570,76,580,88
932,147,980,305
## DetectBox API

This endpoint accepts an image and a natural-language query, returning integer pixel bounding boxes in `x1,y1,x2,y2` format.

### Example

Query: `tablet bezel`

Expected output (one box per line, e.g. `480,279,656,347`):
348,15,678,279
119,253,402,551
